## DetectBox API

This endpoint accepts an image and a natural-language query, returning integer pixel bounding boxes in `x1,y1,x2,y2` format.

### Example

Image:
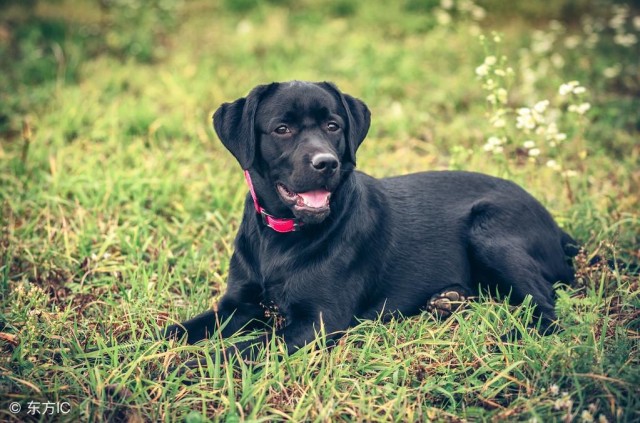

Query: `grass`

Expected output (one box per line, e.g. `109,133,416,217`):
1,0,639,421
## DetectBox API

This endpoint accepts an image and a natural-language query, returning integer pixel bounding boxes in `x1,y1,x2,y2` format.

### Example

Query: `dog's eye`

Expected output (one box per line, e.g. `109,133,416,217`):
327,122,340,132
274,125,291,135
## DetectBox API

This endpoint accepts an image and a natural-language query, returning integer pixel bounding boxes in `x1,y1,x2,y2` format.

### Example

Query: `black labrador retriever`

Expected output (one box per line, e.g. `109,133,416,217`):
164,81,577,361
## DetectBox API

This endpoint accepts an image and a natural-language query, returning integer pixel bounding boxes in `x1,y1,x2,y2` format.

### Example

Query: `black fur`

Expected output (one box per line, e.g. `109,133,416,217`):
164,81,577,360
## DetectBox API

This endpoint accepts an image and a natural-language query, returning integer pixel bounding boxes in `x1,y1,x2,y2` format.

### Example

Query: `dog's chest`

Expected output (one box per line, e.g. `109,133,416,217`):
257,242,313,313
262,275,287,304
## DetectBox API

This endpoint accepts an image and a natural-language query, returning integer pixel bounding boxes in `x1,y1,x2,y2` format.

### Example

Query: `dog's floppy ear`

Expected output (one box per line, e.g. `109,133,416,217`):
213,83,276,170
320,82,371,166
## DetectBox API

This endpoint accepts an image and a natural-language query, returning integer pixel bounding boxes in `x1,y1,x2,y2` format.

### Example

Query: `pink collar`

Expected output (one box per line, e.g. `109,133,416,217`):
244,170,302,233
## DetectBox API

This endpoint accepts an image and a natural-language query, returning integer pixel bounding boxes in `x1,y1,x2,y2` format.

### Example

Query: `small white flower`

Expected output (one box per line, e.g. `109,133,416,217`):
534,100,550,113
569,102,591,115
476,64,489,77
549,20,564,32
609,15,627,31
564,35,581,49
236,20,253,35
389,101,404,118
523,140,536,149
634,16,640,31
440,0,454,10
516,108,537,131
471,6,486,21
483,79,496,90
577,102,591,114
496,88,508,104
493,119,506,128
486,94,497,104
559,81,580,96
546,159,560,170
581,410,594,422
598,414,610,423
585,33,599,48
559,84,573,96
435,9,452,25
573,86,586,94
532,30,554,54
484,55,497,66
603,65,621,78
614,33,637,47
487,136,503,146
482,137,505,154
528,148,541,157
551,53,565,68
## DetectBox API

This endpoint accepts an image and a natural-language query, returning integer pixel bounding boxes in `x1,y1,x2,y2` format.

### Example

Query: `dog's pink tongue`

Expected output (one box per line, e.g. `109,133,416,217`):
298,190,330,208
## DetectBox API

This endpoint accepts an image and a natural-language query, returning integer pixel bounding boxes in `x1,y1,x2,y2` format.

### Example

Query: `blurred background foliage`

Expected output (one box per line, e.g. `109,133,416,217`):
0,0,638,140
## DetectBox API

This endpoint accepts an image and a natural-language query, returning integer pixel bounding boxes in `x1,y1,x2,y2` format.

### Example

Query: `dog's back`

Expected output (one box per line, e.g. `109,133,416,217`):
357,170,575,324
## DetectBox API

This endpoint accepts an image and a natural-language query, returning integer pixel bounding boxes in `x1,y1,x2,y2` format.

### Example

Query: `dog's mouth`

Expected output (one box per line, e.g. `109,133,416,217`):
276,183,332,224
276,183,331,210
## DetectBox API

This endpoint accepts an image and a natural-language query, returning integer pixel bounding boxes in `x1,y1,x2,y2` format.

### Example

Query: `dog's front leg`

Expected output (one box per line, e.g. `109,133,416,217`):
175,306,352,377
163,282,267,344
227,309,351,362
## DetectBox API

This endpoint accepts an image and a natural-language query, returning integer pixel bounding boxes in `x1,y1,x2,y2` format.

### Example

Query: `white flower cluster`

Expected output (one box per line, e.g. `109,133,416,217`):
475,50,514,109
610,5,638,47
559,81,585,96
475,55,496,77
435,0,486,26
482,136,505,154
476,35,591,176
516,100,551,133
559,81,591,115
544,122,567,147
548,387,609,423
568,103,591,115
514,98,568,160
521,10,638,85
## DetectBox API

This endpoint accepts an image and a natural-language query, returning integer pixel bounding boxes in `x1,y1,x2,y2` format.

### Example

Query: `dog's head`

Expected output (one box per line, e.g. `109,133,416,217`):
213,81,370,225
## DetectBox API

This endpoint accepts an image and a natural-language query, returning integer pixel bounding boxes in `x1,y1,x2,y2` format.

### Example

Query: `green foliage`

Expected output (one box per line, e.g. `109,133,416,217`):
1,0,639,421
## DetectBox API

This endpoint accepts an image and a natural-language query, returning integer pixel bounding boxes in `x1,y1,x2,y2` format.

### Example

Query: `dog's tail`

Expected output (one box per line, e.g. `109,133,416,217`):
559,230,580,284
561,231,580,259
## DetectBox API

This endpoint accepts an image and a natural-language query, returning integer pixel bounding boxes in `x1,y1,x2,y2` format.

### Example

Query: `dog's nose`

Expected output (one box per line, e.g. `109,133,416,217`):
310,153,339,175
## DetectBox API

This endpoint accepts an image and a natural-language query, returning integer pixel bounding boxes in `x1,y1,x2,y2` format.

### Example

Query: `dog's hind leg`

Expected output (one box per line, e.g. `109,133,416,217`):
467,202,573,334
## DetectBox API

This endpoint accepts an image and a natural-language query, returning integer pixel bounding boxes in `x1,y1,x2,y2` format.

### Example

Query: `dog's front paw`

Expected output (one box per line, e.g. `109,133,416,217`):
426,290,467,318
161,323,186,342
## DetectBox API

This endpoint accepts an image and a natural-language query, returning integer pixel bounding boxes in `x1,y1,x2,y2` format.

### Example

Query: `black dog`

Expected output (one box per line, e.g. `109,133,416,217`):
164,81,576,361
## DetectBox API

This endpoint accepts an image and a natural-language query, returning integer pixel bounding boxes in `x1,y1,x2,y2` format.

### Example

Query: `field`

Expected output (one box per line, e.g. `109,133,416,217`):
1,0,639,421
